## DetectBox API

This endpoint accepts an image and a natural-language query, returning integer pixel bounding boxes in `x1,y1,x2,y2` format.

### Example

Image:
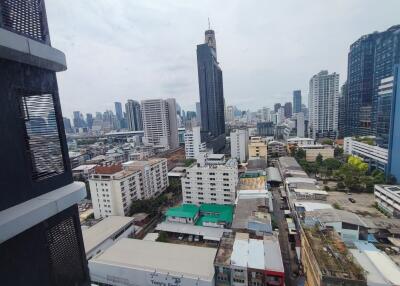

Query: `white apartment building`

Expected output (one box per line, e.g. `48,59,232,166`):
277,107,285,124
182,159,238,205
230,129,249,163
184,126,206,159
308,70,339,139
226,105,235,122
287,137,315,146
89,158,169,219
141,98,178,151
123,158,169,199
296,112,305,138
89,165,142,219
374,185,400,218
344,137,388,172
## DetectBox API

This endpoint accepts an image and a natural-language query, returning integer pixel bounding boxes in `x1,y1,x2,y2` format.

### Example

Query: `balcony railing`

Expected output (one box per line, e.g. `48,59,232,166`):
0,0,50,44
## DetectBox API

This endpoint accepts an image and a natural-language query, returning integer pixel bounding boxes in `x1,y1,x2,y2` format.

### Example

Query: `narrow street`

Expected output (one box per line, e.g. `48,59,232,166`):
272,187,297,286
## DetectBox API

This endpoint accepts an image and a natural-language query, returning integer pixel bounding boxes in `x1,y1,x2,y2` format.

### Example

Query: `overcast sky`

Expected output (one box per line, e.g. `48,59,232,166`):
46,0,400,119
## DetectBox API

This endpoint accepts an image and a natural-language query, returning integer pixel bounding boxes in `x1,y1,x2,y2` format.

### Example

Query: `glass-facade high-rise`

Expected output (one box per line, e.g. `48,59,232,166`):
345,25,400,138
338,82,347,138
125,100,143,131
387,65,400,181
197,29,225,152
371,26,400,134
293,90,302,114
376,76,395,148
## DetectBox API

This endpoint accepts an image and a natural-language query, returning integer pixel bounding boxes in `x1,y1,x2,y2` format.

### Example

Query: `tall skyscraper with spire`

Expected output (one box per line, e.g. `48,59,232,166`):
196,25,226,152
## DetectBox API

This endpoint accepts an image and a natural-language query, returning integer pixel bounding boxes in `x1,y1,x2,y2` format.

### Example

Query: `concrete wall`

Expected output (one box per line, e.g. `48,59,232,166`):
89,261,214,286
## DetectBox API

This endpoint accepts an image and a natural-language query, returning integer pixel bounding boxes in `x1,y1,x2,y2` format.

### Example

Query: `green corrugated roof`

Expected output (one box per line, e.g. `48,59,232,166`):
166,204,199,219
196,204,234,225
199,203,234,214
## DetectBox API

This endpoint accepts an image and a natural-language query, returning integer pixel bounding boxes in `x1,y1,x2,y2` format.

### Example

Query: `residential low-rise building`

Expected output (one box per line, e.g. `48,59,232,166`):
267,140,286,158
374,185,400,218
303,145,334,161
286,137,315,147
72,164,98,180
182,159,238,205
304,209,368,241
344,137,388,172
89,158,168,219
248,136,268,159
165,204,234,228
214,232,285,286
89,238,217,286
301,227,366,286
349,241,400,286
82,216,135,260
123,158,169,199
89,165,143,219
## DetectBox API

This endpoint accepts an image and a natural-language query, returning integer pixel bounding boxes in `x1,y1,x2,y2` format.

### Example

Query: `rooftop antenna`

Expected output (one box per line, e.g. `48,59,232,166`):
208,17,211,30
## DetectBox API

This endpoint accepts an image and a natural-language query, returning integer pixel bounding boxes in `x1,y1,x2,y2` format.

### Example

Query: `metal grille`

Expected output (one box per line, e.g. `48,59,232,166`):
0,0,47,42
46,216,85,286
21,93,65,180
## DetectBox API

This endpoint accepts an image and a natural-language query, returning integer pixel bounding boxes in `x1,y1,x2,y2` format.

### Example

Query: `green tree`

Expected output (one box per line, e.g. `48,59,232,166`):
316,154,323,167
156,231,168,242
321,139,333,145
294,148,306,160
167,178,181,194
334,146,344,158
184,159,196,167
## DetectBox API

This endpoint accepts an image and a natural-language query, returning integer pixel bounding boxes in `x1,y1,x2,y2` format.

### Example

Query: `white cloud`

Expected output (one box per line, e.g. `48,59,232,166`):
45,0,400,118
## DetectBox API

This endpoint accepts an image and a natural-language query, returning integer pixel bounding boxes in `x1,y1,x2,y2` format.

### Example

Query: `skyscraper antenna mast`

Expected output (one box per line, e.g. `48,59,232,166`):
208,18,211,30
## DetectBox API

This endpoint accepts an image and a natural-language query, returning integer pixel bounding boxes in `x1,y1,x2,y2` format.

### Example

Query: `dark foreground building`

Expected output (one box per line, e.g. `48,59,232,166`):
0,1,89,285
197,28,226,152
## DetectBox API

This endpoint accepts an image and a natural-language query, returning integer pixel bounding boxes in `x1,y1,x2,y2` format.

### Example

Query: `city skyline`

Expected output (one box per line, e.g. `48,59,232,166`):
45,1,400,117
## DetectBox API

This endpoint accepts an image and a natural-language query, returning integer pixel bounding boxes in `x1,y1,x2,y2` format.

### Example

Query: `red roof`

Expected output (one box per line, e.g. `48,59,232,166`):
94,164,122,174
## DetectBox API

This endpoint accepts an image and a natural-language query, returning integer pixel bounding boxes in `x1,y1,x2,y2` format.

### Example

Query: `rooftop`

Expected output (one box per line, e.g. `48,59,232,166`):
93,164,123,175
90,238,217,281
247,159,267,170
122,158,166,168
198,204,234,224
224,233,284,272
166,204,199,219
303,227,366,282
294,201,333,212
155,222,231,241
266,167,282,183
349,241,400,286
305,209,367,227
72,164,98,171
263,235,285,273
214,232,235,266
239,171,266,190
82,216,134,254
279,156,303,171
232,197,268,230
375,184,400,199
207,154,225,160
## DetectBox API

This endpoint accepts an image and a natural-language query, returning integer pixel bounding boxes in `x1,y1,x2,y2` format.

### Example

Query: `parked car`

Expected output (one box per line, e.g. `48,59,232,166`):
194,235,200,242
348,198,356,203
178,235,184,240
188,235,193,242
